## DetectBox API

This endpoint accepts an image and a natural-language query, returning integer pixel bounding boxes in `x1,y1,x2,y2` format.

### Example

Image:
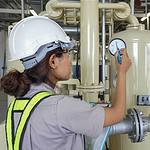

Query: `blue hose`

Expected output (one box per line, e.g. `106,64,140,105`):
93,126,111,150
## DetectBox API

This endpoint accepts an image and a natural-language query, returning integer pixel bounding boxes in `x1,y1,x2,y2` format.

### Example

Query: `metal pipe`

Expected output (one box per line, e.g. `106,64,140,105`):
109,115,150,137
80,0,99,102
102,0,106,88
0,8,29,14
109,118,133,135
41,0,44,11
145,0,148,15
21,0,25,19
108,109,150,143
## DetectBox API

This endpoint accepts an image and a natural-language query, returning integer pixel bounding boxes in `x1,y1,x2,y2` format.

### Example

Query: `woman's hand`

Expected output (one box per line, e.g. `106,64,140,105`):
115,49,132,74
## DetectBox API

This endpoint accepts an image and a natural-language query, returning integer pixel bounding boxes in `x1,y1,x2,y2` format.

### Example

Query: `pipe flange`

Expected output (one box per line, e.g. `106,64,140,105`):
77,85,104,93
114,2,131,20
134,109,144,142
127,108,145,142
127,108,139,142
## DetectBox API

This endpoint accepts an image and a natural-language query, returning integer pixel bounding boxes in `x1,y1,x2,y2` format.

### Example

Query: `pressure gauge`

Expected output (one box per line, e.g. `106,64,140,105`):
108,38,126,55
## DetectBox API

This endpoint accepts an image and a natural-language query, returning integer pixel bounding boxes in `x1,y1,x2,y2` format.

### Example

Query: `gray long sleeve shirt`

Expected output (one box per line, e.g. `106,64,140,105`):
14,83,104,150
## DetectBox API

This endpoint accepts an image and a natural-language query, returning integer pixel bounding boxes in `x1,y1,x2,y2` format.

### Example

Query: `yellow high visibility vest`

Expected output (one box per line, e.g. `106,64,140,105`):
6,91,53,150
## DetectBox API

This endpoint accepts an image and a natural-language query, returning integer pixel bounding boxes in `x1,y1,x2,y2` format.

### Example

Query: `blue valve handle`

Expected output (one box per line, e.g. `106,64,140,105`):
115,42,122,64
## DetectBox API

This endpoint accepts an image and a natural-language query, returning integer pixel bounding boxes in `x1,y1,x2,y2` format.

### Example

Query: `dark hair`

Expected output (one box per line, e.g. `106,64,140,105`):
0,48,65,97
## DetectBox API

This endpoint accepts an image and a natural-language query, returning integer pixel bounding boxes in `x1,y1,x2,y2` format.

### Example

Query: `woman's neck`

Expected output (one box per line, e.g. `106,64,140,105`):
45,74,58,89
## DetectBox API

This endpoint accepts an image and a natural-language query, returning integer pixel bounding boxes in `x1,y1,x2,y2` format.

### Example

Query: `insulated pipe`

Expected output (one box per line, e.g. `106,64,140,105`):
63,26,80,33
47,1,127,10
80,0,99,102
130,0,135,15
98,3,127,9
45,1,138,26
45,0,130,19
126,15,139,26
46,0,80,9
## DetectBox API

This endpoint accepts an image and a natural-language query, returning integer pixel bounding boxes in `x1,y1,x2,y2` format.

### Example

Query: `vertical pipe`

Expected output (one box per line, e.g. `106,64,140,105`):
21,0,25,19
80,0,99,102
145,0,148,29
41,0,44,11
109,15,113,41
145,0,149,30
130,0,135,15
145,0,148,15
109,25,112,41
147,17,149,30
102,0,106,89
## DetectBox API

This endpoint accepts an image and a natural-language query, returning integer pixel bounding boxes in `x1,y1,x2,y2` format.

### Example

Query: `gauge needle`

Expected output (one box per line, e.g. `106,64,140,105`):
115,42,121,64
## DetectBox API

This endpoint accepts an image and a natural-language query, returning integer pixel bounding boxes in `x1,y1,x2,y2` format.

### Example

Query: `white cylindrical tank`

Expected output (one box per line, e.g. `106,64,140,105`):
110,24,150,150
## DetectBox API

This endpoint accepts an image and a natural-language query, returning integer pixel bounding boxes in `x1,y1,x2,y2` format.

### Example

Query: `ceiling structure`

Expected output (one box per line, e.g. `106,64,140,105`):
0,0,49,30
0,0,150,30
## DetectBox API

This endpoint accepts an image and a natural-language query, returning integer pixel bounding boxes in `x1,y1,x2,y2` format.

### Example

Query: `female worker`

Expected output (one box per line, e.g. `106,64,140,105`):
0,16,131,150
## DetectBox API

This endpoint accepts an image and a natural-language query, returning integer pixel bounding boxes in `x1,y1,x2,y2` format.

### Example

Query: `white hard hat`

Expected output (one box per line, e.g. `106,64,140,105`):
8,16,72,61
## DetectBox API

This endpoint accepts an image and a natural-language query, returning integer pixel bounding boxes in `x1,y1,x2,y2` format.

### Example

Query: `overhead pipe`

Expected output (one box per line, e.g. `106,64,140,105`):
44,1,139,26
46,0,80,9
45,0,139,26
126,15,139,26
43,0,130,20
46,0,128,10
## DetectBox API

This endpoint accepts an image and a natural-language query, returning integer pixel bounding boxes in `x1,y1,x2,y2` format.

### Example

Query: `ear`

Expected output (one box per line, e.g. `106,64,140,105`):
49,54,57,69
48,54,59,69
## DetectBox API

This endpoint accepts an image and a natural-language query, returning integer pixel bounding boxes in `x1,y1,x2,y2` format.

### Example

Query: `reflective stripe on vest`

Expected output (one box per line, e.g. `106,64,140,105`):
6,91,53,150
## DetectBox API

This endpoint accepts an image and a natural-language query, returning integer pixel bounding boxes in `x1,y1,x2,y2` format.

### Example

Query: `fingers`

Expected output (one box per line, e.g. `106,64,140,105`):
118,49,129,61
114,49,125,64
121,49,129,58
114,48,131,65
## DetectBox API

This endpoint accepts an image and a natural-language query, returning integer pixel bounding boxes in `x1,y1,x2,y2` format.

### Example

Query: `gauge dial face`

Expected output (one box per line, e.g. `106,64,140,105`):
108,38,126,55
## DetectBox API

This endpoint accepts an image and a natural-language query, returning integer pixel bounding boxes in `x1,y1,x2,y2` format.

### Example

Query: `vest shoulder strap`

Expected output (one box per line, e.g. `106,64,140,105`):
6,91,53,150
